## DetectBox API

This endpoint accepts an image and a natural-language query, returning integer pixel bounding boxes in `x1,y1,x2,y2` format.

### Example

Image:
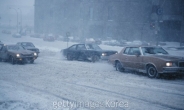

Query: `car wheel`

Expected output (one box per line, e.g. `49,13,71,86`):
147,65,158,78
92,55,99,63
67,54,73,61
10,56,15,65
30,60,34,63
115,61,124,72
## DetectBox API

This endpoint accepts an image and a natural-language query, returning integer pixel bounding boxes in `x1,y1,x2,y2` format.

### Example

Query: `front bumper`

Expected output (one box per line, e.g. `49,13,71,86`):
15,56,37,62
161,67,184,74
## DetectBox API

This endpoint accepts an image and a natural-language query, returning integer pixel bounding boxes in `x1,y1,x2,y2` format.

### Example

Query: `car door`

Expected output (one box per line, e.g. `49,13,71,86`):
67,45,77,57
0,46,9,60
76,44,87,59
120,47,130,68
127,47,143,70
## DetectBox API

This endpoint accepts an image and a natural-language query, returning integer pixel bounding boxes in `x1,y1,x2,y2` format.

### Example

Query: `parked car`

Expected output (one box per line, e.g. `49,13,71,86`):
17,42,40,54
0,44,38,64
2,30,11,34
30,33,41,38
12,33,21,38
104,40,120,46
108,46,184,78
43,34,55,42
62,43,118,62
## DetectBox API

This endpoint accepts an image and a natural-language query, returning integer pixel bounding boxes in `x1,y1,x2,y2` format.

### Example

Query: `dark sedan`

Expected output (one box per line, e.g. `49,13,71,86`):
0,44,38,64
17,42,40,54
62,43,118,62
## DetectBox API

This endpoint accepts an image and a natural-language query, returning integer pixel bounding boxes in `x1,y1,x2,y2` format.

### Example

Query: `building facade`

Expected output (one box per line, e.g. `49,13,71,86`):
34,0,184,42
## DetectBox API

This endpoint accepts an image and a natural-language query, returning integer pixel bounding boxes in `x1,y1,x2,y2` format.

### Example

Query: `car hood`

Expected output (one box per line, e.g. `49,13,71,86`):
151,55,184,61
24,47,38,49
24,47,38,50
8,50,33,55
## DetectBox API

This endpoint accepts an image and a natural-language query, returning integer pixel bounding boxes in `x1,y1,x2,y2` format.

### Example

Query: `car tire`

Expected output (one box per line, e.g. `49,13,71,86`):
147,65,158,78
116,61,124,72
10,56,15,65
30,60,34,63
67,54,73,61
92,55,99,63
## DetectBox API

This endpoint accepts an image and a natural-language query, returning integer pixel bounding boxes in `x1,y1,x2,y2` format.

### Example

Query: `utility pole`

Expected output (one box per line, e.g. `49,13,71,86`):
18,8,22,32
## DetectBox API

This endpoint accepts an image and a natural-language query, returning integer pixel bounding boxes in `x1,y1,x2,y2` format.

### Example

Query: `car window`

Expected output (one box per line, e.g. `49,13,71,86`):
123,48,130,54
128,47,140,55
77,45,86,50
7,45,24,50
0,44,3,51
69,45,76,50
86,44,102,50
142,47,168,55
21,42,35,47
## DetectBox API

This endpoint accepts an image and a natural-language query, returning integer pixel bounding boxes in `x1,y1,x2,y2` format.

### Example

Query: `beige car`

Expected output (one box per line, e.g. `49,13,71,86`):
108,46,184,78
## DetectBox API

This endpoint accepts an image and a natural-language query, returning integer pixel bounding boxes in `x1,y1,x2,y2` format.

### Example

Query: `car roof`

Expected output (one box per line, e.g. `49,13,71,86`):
124,45,161,48
17,42,32,43
73,43,97,45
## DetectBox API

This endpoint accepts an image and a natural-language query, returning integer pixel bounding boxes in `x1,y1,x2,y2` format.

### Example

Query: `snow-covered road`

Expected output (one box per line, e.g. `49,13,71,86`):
0,34,184,110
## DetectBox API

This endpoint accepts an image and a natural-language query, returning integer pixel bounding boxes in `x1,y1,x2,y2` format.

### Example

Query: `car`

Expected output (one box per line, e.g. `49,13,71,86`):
12,33,21,38
30,33,41,38
108,46,184,78
0,44,38,64
2,30,11,34
17,42,40,54
43,34,55,42
62,43,118,62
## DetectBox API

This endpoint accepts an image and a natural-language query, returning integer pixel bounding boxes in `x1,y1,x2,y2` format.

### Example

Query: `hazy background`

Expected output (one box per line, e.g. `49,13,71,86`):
0,0,34,28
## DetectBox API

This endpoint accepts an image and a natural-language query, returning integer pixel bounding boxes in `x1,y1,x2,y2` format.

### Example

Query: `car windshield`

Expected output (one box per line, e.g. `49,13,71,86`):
21,42,35,47
86,44,102,50
7,45,24,51
141,47,168,55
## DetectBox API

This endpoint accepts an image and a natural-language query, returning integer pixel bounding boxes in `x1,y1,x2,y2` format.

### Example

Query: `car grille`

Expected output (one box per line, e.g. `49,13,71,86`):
28,49,36,51
22,54,32,57
179,62,184,67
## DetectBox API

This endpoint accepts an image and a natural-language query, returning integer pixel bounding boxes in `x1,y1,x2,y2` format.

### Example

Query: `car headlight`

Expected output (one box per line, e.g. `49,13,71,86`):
102,53,106,56
16,54,20,57
166,62,172,67
34,53,37,56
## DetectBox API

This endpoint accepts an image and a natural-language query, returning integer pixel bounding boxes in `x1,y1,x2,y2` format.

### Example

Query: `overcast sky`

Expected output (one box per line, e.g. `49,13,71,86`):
0,0,34,7
0,0,35,27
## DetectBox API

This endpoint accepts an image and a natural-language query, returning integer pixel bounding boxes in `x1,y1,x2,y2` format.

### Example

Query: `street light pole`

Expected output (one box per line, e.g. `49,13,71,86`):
18,8,22,31
9,8,19,33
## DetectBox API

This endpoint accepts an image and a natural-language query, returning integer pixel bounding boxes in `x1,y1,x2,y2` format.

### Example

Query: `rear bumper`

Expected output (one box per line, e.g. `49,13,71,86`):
161,67,184,74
